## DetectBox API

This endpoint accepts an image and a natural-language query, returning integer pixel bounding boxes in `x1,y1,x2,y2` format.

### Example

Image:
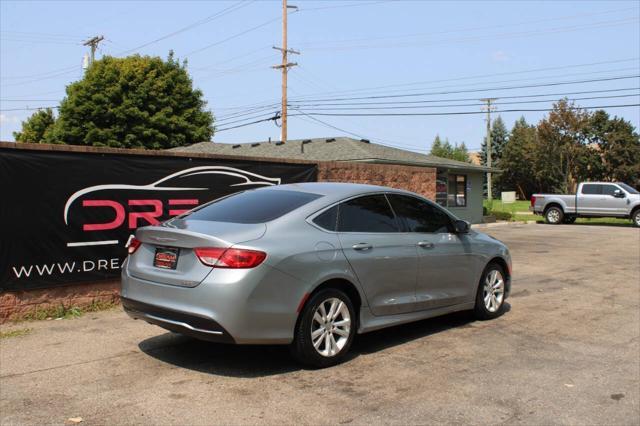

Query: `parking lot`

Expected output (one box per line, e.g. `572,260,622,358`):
1,224,639,425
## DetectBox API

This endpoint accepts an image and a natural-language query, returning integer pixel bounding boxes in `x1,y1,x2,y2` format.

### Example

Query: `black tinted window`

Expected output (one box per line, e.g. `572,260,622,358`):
187,190,322,224
582,184,601,195
313,206,338,231
338,195,399,233
388,194,453,233
601,185,618,196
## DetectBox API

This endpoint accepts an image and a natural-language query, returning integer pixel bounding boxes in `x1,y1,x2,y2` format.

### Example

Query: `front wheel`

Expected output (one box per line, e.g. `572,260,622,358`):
544,206,564,224
474,263,507,320
632,209,640,228
290,288,356,368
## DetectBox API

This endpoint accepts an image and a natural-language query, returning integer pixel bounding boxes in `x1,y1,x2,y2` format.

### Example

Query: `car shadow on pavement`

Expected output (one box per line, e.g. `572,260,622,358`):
138,305,510,378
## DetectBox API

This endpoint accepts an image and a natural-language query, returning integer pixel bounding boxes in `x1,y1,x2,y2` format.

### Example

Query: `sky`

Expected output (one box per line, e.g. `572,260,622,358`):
1,0,639,153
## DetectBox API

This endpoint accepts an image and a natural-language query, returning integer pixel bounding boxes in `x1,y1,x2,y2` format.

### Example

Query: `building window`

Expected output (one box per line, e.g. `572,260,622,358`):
447,174,467,207
435,171,448,207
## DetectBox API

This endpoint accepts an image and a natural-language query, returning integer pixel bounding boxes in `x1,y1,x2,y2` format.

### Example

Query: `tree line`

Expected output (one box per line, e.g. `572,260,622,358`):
14,52,214,149
430,100,640,198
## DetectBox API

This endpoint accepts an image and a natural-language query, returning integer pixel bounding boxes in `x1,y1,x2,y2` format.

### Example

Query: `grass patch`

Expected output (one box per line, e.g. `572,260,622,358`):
17,298,120,322
483,199,636,226
0,328,32,339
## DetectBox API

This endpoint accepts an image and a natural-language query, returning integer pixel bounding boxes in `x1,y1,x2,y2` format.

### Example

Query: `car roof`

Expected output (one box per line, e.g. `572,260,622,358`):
258,182,413,198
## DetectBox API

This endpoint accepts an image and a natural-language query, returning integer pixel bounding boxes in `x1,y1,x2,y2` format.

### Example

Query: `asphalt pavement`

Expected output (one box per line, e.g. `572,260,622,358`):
1,224,639,425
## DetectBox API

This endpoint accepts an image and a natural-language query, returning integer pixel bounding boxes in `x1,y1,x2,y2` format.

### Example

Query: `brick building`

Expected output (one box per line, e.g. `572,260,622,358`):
174,137,494,224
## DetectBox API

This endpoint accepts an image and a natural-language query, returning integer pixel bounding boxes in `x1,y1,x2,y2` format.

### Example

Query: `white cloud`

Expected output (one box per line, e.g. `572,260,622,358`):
491,50,509,62
0,113,20,125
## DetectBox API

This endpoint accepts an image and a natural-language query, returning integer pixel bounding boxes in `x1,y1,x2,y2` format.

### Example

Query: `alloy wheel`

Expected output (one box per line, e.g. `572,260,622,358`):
311,297,351,357
547,209,560,224
483,269,505,313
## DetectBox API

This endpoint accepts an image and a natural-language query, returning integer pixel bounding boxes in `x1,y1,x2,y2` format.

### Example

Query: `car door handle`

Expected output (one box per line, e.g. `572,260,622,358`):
352,243,373,251
417,241,435,249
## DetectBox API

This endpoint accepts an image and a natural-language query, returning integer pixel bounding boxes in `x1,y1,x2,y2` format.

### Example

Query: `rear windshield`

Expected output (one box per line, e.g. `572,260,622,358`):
186,189,322,224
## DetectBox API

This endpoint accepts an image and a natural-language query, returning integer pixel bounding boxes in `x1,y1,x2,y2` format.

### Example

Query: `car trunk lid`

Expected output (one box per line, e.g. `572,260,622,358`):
127,219,266,287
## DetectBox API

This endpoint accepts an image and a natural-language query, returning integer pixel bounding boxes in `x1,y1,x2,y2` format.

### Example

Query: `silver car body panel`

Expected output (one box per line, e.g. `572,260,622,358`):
122,182,511,344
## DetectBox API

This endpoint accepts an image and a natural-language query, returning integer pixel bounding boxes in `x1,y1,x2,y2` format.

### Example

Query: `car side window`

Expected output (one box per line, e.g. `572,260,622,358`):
337,195,400,233
387,194,453,233
581,184,602,195
312,205,338,231
601,185,618,196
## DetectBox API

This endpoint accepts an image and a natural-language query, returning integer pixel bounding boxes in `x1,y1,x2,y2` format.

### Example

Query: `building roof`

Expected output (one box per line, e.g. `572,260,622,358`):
172,137,496,173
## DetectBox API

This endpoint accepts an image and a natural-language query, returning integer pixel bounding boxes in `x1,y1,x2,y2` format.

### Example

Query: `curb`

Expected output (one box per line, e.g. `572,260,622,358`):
472,220,539,229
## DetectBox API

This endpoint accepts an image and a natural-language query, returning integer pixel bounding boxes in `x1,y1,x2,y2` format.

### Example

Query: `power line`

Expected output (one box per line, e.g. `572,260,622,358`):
292,93,640,111
289,75,640,103
184,14,283,58
216,114,280,132
289,103,640,118
290,87,640,107
297,6,639,46
287,57,639,100
299,17,640,52
114,1,251,56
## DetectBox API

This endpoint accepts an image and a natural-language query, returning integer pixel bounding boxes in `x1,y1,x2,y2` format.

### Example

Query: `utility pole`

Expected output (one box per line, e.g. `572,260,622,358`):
83,35,104,65
480,98,497,201
272,0,298,143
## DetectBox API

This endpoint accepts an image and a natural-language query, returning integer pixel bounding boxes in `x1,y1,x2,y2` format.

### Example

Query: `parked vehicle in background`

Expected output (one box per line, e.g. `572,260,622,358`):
530,182,640,227
121,183,512,368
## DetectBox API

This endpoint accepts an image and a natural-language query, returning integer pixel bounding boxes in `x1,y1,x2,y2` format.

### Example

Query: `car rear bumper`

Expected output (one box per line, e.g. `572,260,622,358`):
122,297,235,343
121,260,306,345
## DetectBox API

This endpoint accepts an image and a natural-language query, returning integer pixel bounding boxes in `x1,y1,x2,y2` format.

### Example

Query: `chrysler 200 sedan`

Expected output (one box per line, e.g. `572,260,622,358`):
122,183,511,367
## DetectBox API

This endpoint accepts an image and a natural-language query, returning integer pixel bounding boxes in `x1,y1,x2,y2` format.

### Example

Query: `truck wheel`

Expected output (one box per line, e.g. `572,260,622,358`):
545,206,564,225
563,216,576,224
633,209,640,228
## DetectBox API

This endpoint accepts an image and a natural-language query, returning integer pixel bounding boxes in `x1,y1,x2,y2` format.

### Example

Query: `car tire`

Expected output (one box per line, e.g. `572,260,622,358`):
544,206,564,224
474,263,507,320
632,209,640,228
563,216,576,224
290,288,356,368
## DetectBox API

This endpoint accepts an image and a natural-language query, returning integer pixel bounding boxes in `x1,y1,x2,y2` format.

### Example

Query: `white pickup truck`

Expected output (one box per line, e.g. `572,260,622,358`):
530,182,640,227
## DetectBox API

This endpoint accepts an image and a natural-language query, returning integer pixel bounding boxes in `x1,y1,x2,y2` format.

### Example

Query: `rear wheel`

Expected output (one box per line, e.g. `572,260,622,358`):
544,206,564,225
474,263,507,320
632,209,640,228
291,288,355,368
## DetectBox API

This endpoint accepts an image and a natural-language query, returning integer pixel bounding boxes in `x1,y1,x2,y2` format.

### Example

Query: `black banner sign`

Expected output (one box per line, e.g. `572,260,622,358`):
0,148,317,290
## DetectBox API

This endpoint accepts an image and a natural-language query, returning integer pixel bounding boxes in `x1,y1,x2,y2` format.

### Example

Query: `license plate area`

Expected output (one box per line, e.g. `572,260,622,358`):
154,247,179,270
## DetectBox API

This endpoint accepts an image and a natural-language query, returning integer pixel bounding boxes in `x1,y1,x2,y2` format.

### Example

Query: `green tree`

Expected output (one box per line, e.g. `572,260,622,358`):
536,99,591,193
480,116,508,166
430,135,470,162
13,108,56,143
498,117,538,199
46,52,214,149
587,110,640,187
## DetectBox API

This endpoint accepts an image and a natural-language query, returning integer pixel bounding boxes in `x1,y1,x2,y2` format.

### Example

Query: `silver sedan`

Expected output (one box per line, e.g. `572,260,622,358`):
122,182,511,368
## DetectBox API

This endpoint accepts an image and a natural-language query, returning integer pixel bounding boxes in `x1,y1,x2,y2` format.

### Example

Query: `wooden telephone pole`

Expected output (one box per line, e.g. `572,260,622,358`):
83,35,104,65
480,98,497,201
272,0,298,143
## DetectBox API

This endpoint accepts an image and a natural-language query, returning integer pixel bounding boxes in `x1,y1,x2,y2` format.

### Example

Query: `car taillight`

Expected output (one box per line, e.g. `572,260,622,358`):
194,247,266,269
127,237,142,255
530,196,536,207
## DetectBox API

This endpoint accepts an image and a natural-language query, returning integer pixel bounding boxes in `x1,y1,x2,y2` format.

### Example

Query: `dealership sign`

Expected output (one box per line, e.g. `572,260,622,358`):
0,148,316,290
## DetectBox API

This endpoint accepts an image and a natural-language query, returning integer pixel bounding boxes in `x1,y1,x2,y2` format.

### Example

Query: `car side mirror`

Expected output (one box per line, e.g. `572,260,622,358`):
613,189,625,198
454,219,470,234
